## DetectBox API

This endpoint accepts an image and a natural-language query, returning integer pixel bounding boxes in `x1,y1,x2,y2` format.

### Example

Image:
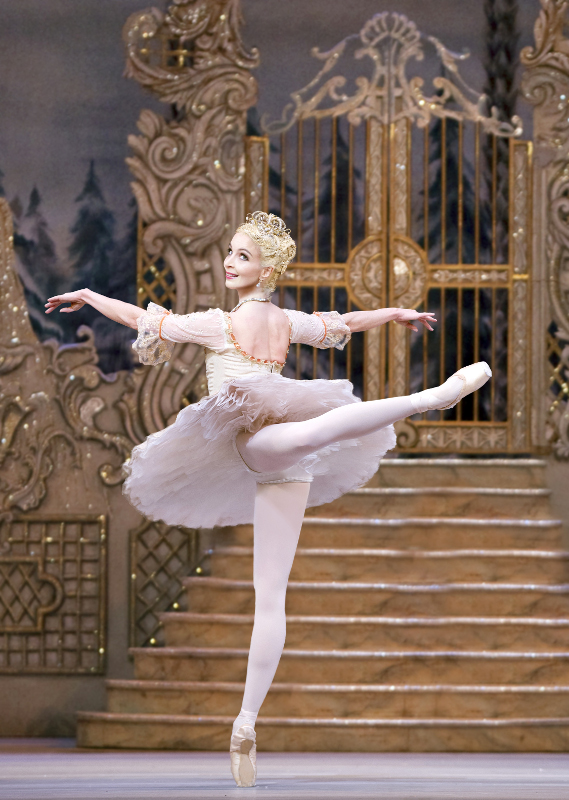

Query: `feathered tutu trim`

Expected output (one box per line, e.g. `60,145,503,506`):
122,373,396,528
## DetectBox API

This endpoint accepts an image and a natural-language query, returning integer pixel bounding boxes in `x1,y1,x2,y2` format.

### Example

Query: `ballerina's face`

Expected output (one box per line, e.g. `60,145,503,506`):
224,231,274,294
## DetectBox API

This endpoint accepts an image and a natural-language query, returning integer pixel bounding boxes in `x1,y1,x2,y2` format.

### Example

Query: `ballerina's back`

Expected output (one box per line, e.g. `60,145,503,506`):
229,301,291,365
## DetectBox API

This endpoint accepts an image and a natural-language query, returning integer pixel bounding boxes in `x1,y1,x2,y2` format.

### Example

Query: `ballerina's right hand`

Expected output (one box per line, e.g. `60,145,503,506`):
45,290,86,314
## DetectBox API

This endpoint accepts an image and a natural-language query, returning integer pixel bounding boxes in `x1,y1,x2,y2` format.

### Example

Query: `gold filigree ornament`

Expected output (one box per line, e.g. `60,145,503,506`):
261,11,522,135
235,212,296,293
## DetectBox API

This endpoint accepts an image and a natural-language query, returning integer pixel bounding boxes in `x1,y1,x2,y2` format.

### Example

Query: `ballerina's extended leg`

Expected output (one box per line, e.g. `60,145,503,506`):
230,480,310,788
236,362,491,474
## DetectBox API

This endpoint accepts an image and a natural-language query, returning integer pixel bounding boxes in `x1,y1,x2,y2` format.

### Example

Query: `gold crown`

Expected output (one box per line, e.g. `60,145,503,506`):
236,211,296,291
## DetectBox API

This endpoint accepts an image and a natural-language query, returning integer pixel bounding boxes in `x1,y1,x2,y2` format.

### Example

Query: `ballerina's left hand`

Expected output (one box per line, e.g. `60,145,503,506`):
394,309,437,333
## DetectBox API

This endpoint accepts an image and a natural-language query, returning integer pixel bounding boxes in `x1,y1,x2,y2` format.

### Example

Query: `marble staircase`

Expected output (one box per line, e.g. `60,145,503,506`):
77,458,569,751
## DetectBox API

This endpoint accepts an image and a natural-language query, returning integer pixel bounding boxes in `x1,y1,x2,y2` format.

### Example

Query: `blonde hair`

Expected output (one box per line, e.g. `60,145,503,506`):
235,211,296,293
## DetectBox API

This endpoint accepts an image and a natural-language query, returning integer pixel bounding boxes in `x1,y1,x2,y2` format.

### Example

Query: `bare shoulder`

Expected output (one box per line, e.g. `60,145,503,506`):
233,301,288,328
230,301,289,347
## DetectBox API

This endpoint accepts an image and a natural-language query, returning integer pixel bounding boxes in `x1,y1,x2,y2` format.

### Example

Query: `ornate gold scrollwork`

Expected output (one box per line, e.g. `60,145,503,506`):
394,419,419,449
347,235,385,310
430,269,509,284
262,12,522,135
417,426,509,451
390,235,428,309
0,201,135,523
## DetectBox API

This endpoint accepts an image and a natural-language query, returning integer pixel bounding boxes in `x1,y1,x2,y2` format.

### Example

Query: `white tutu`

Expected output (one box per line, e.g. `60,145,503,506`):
122,373,396,529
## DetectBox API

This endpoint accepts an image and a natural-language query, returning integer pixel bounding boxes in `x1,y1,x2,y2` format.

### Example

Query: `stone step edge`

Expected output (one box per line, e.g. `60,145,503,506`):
349,487,550,497
183,576,569,592
291,517,563,527
378,458,546,467
159,612,569,627
105,679,569,694
76,712,569,728
208,547,569,560
130,646,569,660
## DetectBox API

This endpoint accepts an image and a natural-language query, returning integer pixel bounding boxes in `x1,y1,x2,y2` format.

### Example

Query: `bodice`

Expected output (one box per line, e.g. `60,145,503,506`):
132,302,352,396
205,312,291,395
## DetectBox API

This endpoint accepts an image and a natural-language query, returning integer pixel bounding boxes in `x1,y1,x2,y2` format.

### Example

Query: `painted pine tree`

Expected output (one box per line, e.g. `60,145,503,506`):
91,196,138,372
482,0,520,264
413,114,491,417
69,161,116,295
11,187,63,342
301,120,364,264
418,116,484,265
66,160,121,373
109,196,137,301
19,187,60,296
314,122,363,264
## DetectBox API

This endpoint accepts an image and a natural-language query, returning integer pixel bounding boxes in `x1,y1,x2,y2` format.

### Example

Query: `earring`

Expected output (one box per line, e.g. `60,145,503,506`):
256,280,262,287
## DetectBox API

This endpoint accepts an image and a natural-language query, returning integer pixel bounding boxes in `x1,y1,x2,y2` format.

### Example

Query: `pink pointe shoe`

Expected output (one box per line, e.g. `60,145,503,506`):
230,725,257,787
439,361,492,410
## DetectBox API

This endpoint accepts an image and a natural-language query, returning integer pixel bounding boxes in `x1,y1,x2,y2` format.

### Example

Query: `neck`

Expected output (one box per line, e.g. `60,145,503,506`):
236,287,270,303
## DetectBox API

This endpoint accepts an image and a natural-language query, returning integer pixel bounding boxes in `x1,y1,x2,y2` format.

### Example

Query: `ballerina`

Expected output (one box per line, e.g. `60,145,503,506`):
45,211,491,787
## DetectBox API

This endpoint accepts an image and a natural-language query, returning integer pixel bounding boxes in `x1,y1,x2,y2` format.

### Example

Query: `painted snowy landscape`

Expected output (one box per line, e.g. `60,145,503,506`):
4,163,137,373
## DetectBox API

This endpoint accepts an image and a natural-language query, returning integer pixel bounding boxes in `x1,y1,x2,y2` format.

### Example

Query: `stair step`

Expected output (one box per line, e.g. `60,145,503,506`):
131,646,569,685
206,547,569,583
160,612,569,651
183,576,569,617
76,711,569,751
307,487,551,519
220,518,563,549
105,679,569,719
368,458,547,489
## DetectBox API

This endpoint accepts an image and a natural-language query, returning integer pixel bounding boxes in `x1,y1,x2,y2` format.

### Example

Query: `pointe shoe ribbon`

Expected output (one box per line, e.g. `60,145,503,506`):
230,724,257,787
439,361,492,410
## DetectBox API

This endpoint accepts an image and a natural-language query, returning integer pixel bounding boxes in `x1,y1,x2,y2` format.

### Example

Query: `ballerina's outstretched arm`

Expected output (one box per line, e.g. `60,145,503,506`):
45,288,145,327
341,306,437,333
45,290,226,365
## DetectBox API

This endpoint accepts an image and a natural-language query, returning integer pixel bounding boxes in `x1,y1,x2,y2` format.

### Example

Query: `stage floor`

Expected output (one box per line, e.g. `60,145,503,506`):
0,740,568,799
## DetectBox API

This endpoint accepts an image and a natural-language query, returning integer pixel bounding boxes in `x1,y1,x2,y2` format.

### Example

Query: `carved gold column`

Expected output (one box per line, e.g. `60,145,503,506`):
522,0,569,458
363,117,386,401
121,0,259,439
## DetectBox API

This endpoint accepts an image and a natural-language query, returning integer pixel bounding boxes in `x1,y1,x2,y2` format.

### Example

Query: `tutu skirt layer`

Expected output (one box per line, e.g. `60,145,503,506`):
122,373,396,528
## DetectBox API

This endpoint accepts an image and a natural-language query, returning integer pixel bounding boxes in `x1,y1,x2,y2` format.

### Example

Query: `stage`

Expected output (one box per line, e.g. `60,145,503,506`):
0,740,568,799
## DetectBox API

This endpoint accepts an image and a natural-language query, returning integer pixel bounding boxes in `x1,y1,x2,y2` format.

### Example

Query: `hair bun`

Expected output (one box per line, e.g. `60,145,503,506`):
246,211,291,239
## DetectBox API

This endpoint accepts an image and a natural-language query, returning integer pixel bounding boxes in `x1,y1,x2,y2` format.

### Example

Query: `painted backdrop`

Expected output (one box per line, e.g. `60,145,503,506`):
0,0,538,374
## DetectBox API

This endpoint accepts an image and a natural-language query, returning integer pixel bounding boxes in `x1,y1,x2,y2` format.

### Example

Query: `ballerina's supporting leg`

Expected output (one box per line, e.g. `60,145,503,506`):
231,480,310,787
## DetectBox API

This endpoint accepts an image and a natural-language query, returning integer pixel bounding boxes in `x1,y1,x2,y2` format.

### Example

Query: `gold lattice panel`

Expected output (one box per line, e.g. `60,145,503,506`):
546,322,569,456
130,520,199,648
0,515,106,673
137,218,177,310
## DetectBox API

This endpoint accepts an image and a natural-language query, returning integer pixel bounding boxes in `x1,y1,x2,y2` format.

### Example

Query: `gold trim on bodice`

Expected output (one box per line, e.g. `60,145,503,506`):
223,312,293,369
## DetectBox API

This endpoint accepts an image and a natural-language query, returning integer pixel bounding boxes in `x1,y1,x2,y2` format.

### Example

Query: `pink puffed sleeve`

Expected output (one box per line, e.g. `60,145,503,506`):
132,302,226,366
282,309,351,351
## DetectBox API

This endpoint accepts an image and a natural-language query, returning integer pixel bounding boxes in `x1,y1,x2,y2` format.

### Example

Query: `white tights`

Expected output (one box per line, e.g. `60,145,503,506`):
231,374,464,733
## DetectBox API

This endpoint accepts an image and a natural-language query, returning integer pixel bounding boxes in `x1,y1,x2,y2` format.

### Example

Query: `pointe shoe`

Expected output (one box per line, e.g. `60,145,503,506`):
230,724,257,787
439,361,492,410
